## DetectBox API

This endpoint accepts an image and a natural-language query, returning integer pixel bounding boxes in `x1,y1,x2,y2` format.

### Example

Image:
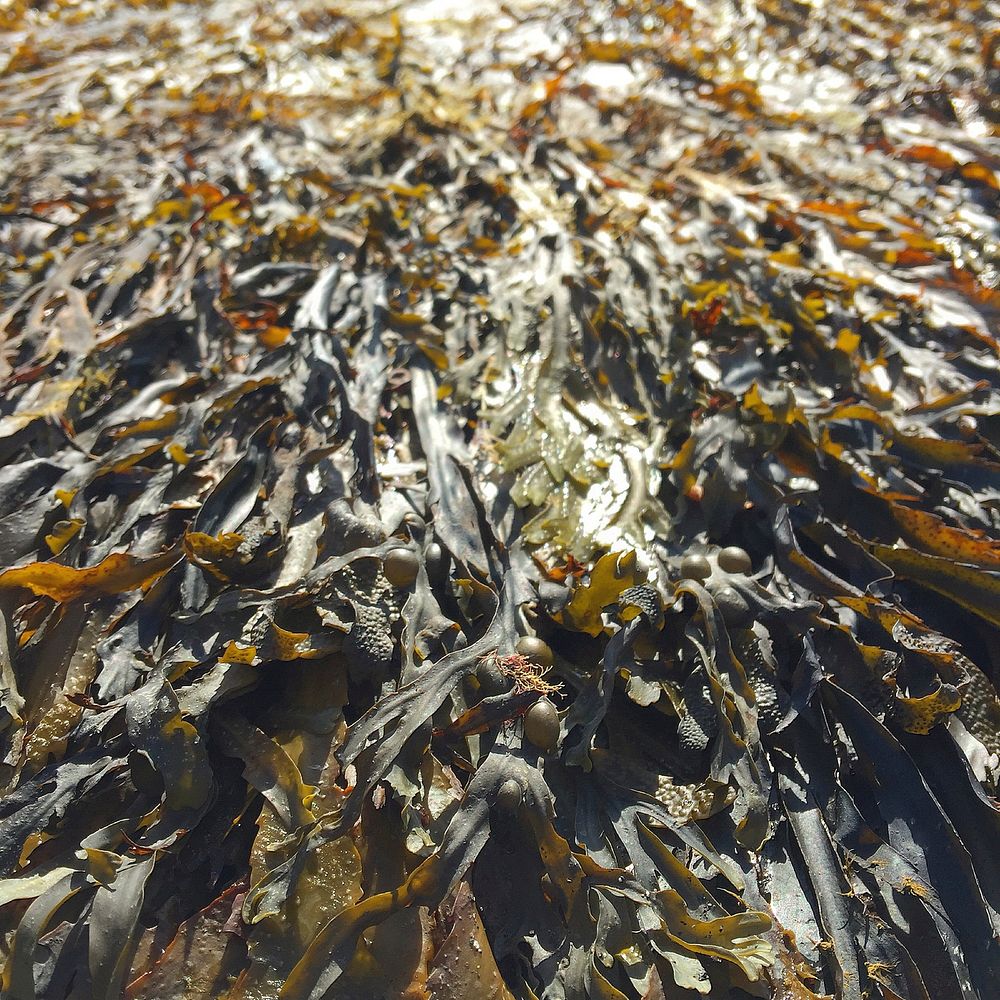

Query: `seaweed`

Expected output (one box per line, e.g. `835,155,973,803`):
1,0,1000,997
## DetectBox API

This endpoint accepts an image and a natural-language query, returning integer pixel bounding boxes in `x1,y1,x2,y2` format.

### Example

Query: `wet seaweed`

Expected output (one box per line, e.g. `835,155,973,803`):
1,1,1000,997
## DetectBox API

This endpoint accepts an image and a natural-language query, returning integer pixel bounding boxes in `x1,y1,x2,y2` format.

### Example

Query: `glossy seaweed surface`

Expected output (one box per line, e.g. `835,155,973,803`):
1,2,1000,998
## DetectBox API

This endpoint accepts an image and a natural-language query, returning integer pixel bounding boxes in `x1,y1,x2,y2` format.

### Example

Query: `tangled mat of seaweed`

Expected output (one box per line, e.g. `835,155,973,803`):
2,1,1000,997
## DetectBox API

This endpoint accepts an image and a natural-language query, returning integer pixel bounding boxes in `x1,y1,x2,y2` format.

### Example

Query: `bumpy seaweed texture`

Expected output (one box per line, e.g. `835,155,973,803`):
1,1,1000,998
